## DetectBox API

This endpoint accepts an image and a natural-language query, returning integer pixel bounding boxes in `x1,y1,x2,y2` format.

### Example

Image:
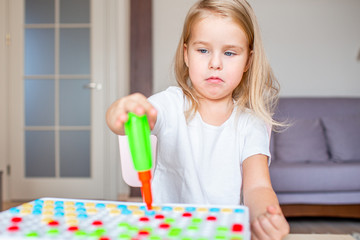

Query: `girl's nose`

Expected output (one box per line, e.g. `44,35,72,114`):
208,54,222,70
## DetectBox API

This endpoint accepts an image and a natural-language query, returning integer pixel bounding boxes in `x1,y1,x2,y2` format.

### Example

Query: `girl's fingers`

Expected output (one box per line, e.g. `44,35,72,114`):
267,205,282,215
147,108,158,130
129,93,158,129
118,93,158,130
269,214,290,237
266,205,290,237
115,112,128,127
252,212,290,240
251,217,270,240
106,93,158,135
251,232,260,240
258,214,279,238
261,213,290,239
124,93,156,116
141,97,156,114
121,98,146,115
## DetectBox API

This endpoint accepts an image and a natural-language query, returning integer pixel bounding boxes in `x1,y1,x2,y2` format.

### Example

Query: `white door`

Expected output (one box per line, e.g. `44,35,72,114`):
9,0,106,200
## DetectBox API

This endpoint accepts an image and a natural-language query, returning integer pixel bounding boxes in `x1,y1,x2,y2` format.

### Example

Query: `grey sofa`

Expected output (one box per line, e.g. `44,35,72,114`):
269,98,360,217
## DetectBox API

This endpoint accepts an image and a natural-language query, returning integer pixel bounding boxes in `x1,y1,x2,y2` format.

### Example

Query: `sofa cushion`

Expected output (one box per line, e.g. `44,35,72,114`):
270,161,360,192
274,98,360,119
322,114,360,161
274,118,329,163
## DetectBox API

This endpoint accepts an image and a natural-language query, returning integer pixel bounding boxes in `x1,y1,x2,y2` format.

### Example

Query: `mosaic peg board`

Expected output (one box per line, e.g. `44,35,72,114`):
0,197,250,240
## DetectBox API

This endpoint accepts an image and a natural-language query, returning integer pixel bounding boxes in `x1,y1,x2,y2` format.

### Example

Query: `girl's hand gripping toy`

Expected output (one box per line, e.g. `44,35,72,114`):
124,112,153,210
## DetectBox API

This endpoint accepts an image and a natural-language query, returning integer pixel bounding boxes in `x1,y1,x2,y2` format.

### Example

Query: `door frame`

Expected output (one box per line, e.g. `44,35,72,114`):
103,0,131,200
5,0,132,201
3,0,151,202
0,0,9,202
8,0,24,201
8,0,107,200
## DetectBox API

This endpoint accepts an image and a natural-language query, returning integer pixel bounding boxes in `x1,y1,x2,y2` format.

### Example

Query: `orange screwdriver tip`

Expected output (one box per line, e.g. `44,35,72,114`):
146,202,152,210
138,171,153,211
142,182,153,210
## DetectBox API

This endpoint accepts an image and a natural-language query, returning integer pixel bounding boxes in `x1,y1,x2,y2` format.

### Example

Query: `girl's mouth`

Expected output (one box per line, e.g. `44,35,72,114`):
206,77,223,84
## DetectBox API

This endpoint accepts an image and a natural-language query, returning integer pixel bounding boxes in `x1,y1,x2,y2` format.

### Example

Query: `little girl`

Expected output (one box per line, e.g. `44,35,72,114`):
107,0,289,239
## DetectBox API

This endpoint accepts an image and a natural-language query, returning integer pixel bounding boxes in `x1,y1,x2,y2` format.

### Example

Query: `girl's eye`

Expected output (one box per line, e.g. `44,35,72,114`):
224,51,236,56
198,49,208,54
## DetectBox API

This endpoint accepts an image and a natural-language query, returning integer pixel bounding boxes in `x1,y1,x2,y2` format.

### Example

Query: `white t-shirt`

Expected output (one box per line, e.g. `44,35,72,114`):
148,87,270,205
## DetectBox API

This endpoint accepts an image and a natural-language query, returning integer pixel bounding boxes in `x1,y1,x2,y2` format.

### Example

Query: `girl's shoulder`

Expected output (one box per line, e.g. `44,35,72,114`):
148,86,186,134
149,86,185,107
235,108,268,130
235,107,257,121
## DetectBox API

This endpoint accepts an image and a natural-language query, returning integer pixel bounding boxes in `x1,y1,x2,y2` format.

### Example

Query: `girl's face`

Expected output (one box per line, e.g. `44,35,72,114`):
184,13,251,102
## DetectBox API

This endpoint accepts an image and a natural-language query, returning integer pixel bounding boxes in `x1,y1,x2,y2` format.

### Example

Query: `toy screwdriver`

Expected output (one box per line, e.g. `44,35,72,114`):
124,112,153,210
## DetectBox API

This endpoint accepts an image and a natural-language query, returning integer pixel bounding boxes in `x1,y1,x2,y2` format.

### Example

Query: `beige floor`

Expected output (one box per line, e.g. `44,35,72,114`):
287,217,360,235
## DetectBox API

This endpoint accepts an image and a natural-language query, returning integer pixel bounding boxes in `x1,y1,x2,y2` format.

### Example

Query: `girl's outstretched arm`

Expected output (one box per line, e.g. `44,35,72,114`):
242,154,290,240
106,93,158,135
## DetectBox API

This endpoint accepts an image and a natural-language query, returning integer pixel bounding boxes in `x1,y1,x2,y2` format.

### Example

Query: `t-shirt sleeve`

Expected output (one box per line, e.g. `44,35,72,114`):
148,86,185,137
148,92,165,136
241,114,271,165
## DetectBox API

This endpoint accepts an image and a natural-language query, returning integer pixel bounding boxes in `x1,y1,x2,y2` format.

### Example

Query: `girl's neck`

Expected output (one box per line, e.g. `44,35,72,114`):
198,97,234,126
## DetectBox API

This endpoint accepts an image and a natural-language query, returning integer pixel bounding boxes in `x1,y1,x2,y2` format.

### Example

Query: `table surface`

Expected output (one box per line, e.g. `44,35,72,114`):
285,234,355,240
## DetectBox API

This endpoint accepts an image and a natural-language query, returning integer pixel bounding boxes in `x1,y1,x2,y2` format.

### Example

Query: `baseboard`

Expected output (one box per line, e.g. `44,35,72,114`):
280,204,360,218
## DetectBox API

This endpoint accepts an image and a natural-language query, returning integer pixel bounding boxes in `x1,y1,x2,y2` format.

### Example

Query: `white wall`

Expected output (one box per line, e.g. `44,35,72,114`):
153,0,360,97
153,0,198,93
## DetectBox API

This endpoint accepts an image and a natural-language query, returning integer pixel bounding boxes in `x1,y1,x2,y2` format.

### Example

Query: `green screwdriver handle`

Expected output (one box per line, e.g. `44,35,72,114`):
124,112,153,172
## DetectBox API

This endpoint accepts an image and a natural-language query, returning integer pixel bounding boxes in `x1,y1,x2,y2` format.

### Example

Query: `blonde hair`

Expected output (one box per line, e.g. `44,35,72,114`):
175,0,281,128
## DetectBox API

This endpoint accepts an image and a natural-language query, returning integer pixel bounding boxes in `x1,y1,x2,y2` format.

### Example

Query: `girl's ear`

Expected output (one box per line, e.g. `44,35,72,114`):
184,43,189,67
244,50,253,72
